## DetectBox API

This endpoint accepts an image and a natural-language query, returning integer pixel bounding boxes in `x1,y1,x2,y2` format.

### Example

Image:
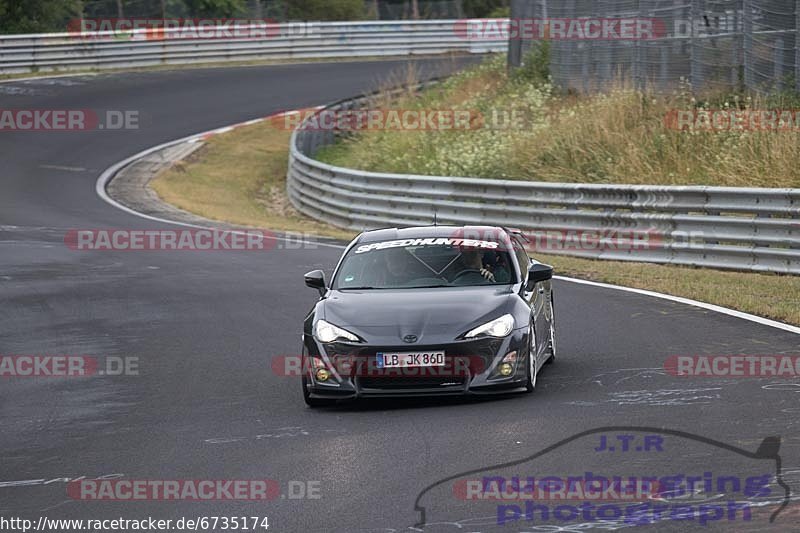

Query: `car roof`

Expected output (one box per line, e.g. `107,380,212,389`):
355,225,513,244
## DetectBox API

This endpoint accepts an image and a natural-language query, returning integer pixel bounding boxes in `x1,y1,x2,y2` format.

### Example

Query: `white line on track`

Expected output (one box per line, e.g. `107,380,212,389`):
0,73,100,85
94,109,344,249
555,276,800,335
40,164,89,172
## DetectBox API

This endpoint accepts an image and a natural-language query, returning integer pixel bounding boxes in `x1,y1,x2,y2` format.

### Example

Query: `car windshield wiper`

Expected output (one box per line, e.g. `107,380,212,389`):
338,286,381,290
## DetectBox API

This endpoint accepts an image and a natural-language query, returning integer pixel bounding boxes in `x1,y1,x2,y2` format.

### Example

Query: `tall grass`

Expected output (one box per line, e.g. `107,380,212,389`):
316,56,800,188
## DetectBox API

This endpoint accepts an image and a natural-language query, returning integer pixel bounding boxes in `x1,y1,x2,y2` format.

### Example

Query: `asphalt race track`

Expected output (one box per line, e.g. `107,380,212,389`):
1,58,799,532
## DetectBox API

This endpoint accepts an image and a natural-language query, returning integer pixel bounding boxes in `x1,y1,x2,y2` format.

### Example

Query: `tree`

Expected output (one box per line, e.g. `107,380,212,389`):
284,0,365,21
462,0,508,18
181,0,248,17
0,0,83,34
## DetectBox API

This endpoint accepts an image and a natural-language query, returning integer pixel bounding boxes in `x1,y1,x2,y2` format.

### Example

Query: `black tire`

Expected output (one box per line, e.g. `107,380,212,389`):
525,324,538,393
302,375,335,407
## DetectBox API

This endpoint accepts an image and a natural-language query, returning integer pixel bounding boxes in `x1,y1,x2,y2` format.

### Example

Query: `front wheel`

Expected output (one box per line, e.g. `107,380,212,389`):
525,325,538,393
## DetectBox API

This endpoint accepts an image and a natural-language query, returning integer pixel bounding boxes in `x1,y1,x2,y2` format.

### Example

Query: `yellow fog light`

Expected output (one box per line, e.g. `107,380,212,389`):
315,368,331,382
498,363,514,377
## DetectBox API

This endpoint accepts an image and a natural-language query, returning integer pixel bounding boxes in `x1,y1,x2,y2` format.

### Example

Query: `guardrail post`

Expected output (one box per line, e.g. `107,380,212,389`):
743,0,753,90
507,0,524,69
582,44,590,92
775,38,785,92
796,0,800,93
689,0,696,91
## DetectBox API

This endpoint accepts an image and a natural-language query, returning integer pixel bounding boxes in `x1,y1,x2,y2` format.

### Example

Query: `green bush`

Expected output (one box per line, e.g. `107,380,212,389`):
285,0,366,21
512,41,550,85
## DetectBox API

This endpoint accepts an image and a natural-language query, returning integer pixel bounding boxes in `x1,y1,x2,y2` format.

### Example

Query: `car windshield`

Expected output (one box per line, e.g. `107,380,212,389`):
333,239,517,289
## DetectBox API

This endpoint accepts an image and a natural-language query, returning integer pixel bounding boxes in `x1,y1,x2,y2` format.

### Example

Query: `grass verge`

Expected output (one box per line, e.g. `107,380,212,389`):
150,114,356,241
149,115,800,327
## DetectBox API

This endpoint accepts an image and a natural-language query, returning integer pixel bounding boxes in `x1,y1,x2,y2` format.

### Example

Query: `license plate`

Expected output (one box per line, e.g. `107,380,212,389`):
376,351,445,368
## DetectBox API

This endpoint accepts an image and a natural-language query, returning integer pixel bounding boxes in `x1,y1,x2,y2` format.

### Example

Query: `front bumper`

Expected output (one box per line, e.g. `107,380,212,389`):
302,329,529,400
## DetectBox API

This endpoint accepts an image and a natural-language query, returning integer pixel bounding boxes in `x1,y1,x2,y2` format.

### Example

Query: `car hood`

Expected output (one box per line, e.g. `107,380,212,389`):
319,286,517,344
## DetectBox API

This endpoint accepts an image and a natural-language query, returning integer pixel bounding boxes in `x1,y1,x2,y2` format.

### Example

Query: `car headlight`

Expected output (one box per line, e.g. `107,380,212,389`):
314,319,359,343
465,314,515,339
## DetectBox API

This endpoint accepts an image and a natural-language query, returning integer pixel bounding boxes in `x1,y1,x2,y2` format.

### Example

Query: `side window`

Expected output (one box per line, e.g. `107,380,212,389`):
512,236,530,280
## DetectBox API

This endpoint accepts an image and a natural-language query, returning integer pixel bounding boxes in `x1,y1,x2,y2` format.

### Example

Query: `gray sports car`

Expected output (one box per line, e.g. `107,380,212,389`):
301,225,556,406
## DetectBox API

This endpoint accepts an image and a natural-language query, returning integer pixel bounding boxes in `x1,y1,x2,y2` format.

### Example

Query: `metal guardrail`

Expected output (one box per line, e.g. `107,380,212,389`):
288,92,800,275
0,21,505,74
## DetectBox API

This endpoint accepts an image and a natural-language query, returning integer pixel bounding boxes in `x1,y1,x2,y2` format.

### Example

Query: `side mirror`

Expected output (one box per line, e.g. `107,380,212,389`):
525,263,553,291
304,270,327,297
